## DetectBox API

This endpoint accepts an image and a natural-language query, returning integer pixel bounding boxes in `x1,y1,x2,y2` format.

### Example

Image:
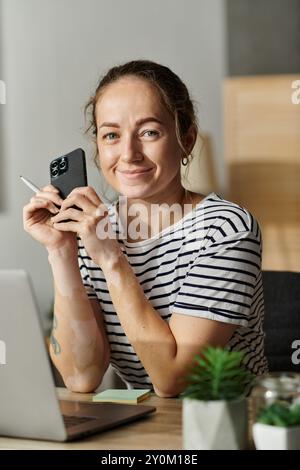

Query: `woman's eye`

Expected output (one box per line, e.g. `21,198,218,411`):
102,130,159,140
103,132,118,141
142,130,159,137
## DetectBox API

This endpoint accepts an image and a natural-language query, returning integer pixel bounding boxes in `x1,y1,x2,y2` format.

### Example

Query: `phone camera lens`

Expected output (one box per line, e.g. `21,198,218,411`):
59,159,67,170
51,168,59,177
51,161,58,169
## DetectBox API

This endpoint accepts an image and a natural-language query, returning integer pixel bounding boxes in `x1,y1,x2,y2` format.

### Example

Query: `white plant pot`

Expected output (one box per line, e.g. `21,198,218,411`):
182,398,248,450
253,423,300,450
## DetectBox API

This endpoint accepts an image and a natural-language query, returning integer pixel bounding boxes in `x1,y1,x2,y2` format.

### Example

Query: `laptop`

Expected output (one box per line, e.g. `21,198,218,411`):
0,270,156,441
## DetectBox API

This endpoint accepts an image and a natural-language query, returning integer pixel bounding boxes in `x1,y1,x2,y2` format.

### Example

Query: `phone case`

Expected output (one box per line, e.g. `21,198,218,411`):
50,148,87,199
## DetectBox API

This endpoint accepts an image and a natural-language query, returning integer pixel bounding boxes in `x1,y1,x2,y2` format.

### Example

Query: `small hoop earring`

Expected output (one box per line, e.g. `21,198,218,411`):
181,155,189,166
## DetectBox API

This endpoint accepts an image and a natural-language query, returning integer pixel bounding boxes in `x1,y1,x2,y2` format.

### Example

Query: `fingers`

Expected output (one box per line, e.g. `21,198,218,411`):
41,184,60,193
23,199,59,224
33,191,64,207
51,208,83,224
67,186,102,206
61,194,96,213
52,220,78,233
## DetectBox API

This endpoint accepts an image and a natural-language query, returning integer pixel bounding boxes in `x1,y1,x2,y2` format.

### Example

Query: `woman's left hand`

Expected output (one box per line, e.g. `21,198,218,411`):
50,186,120,266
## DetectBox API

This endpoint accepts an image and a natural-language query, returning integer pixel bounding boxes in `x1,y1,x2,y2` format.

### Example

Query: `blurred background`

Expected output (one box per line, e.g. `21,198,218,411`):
0,0,299,331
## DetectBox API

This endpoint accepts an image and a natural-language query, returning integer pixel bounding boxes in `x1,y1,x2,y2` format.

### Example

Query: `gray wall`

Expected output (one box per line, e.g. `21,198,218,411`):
227,0,300,75
0,0,227,327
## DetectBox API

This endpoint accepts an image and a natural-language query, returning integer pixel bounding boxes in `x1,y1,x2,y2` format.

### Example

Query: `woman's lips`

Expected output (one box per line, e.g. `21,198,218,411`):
117,168,154,178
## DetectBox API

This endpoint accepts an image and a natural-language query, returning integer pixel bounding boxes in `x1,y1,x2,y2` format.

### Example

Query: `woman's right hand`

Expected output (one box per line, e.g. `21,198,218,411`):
23,185,78,254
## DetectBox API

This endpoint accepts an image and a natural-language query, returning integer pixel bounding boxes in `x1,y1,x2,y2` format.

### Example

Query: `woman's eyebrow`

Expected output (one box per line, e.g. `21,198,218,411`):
98,116,164,130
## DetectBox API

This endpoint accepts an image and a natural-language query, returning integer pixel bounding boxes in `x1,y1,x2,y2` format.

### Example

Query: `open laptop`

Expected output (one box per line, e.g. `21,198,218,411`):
0,270,155,441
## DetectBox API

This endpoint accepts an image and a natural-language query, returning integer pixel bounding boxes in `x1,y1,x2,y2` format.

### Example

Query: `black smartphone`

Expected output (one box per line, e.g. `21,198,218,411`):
50,148,87,199
50,148,87,222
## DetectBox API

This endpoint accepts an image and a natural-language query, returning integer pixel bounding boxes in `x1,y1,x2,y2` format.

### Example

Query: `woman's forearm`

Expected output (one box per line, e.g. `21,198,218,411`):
48,247,107,392
99,252,180,395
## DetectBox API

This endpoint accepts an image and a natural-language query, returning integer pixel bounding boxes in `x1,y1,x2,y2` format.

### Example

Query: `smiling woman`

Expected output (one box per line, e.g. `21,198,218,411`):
84,70,197,205
23,60,268,395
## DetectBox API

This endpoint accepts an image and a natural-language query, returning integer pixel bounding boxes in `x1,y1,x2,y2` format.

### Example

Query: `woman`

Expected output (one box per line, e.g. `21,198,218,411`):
23,60,268,396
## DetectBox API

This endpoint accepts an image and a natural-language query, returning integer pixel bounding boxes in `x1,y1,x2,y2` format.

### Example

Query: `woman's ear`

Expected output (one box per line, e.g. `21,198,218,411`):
184,125,198,155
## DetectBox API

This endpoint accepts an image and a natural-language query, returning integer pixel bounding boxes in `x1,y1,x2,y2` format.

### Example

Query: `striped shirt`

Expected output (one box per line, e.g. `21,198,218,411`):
77,192,268,389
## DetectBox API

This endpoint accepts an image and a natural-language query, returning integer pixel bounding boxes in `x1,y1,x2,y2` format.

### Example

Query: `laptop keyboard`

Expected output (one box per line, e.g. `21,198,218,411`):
63,415,97,428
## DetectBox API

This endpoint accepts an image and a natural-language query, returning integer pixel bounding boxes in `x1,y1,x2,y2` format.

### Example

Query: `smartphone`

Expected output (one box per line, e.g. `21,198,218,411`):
50,148,87,199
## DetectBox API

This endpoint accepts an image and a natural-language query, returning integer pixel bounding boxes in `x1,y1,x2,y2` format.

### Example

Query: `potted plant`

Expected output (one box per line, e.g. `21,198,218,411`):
252,402,300,450
181,346,253,450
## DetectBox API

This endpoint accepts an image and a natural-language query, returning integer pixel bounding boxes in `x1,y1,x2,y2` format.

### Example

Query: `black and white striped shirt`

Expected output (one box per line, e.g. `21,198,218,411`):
77,193,268,389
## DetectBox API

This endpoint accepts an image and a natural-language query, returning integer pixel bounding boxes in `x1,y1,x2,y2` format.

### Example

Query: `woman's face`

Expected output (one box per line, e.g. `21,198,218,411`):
95,76,193,202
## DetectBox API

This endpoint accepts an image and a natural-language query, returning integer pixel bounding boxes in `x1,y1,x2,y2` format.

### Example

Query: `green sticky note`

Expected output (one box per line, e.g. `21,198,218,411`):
93,388,151,404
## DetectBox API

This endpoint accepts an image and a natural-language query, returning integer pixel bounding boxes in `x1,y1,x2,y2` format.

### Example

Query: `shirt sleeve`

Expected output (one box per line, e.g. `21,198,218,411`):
77,237,98,299
171,227,262,327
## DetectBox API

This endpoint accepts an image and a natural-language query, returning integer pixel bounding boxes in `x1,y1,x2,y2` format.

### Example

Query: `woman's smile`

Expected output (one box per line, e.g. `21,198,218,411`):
116,167,155,179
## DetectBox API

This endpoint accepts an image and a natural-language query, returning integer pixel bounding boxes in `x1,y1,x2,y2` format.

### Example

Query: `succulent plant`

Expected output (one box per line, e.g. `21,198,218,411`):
257,402,300,427
181,346,253,401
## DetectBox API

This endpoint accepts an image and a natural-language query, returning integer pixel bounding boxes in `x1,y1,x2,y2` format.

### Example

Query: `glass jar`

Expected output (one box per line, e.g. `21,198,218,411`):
250,372,300,450
251,372,300,413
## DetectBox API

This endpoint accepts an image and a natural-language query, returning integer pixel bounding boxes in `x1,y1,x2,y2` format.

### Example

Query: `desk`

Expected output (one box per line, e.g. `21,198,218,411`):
0,387,182,450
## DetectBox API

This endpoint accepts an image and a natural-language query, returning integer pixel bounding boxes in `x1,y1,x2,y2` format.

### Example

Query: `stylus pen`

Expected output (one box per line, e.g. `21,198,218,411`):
20,175,41,194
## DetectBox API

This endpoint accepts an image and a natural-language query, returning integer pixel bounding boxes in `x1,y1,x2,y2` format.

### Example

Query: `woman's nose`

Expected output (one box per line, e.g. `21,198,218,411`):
120,135,143,162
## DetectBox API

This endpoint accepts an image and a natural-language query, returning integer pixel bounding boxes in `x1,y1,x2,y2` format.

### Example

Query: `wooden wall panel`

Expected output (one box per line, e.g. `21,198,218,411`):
224,75,300,271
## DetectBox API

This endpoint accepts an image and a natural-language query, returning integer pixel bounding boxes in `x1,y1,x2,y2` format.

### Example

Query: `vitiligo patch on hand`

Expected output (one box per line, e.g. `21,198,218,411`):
95,205,108,218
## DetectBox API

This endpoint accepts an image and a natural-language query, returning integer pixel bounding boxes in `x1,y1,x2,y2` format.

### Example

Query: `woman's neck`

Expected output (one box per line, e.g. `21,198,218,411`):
127,184,187,209
116,187,203,243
